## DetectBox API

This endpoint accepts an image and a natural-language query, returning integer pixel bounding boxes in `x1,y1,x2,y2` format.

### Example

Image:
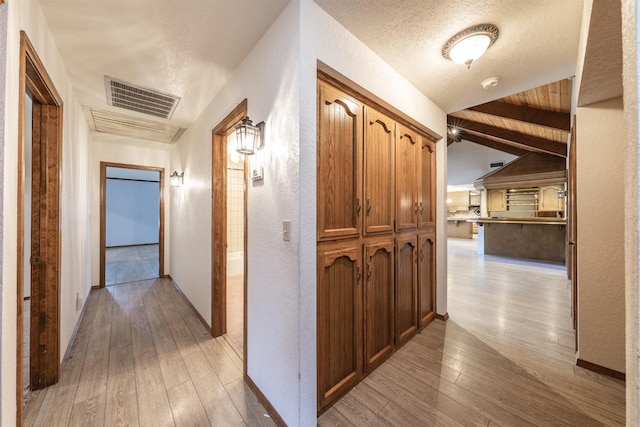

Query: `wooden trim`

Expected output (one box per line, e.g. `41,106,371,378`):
468,101,571,132
105,242,160,249
169,277,210,332
17,30,64,424
105,176,160,183
211,99,247,337
317,63,442,143
576,359,625,381
245,374,287,426
436,312,449,321
99,162,165,287
460,132,529,157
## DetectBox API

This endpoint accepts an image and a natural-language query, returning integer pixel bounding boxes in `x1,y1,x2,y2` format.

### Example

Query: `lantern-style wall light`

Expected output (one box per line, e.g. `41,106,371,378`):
234,116,265,155
170,170,184,187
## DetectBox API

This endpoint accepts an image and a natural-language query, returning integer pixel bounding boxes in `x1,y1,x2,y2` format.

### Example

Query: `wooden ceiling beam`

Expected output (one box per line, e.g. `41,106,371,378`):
459,132,529,157
467,101,571,131
448,117,567,157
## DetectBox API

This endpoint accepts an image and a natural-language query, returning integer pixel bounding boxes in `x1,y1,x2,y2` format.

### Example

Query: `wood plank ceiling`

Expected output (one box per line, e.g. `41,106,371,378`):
447,79,572,157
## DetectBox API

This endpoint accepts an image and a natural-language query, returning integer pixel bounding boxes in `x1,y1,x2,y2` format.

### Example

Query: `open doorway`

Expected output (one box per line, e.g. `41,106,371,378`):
212,100,248,368
17,31,63,421
99,162,165,287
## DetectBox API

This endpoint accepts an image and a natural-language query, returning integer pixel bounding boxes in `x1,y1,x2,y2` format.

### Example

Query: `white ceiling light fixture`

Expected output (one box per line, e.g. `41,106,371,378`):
442,24,499,69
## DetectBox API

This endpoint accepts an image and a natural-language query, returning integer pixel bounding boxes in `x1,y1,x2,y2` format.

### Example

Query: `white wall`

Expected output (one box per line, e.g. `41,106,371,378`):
576,97,626,373
447,140,518,186
2,1,92,424
298,0,447,424
90,132,172,286
0,1,6,414
105,179,160,246
621,0,639,423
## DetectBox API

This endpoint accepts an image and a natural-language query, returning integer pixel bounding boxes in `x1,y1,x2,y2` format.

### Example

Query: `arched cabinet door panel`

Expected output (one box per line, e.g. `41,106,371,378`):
317,242,363,413
395,235,418,348
418,233,436,329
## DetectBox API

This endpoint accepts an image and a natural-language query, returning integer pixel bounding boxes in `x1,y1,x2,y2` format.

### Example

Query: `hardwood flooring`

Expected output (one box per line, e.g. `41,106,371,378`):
319,237,625,426
105,245,159,286
23,278,274,427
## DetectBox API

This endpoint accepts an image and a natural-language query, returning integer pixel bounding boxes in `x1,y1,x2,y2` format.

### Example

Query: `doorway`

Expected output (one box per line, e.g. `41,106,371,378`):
212,100,248,369
17,31,63,420
99,162,165,287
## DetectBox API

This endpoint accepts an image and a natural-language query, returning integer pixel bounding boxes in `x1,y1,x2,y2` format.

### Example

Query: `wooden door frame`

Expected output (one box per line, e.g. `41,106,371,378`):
17,30,63,422
99,162,165,287
568,117,578,350
212,99,248,372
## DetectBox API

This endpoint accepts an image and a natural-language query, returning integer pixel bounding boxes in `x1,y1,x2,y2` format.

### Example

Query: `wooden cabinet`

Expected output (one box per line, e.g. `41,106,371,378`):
539,185,565,211
317,81,363,241
395,235,418,348
487,189,506,212
364,239,394,373
364,107,395,234
317,242,363,412
396,124,421,231
316,80,438,414
419,139,436,230
418,234,436,329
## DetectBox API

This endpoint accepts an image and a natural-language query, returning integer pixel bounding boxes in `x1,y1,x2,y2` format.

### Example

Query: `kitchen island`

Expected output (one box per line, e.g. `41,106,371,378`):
470,217,566,263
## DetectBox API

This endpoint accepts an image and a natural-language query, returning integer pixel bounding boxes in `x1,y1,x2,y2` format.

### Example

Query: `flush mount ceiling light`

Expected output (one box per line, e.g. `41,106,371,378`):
442,24,499,68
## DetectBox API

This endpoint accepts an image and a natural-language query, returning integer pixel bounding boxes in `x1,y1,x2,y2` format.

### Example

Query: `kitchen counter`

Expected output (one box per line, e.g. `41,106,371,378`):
447,218,475,239
471,217,566,263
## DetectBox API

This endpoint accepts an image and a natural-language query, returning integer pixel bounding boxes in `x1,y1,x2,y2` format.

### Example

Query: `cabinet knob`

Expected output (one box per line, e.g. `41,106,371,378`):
366,199,372,215
356,265,361,282
356,198,361,215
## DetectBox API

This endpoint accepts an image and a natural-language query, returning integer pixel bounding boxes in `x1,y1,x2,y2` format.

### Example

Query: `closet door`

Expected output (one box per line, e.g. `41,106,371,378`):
364,238,394,373
317,82,363,241
364,107,395,235
418,233,436,329
317,242,363,413
395,124,421,231
418,139,436,231
395,235,418,348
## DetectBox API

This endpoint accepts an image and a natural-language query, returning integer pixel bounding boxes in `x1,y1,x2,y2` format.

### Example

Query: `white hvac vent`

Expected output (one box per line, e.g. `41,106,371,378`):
82,106,186,144
105,76,180,119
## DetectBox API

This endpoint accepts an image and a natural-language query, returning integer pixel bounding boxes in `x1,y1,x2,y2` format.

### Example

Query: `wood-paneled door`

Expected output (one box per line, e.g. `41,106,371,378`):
395,124,421,231
17,31,63,421
395,235,418,348
317,81,363,241
364,107,395,235
317,242,363,413
363,238,394,373
418,233,436,329
419,139,436,231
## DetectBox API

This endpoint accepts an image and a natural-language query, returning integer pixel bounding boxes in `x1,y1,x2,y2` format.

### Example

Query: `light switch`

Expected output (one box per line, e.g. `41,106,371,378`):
283,220,290,241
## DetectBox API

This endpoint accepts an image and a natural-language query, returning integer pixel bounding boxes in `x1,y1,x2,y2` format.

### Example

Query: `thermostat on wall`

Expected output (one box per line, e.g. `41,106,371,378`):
251,166,264,181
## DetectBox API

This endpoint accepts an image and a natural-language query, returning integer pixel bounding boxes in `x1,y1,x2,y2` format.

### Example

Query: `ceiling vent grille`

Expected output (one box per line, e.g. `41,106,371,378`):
105,76,180,119
82,106,186,144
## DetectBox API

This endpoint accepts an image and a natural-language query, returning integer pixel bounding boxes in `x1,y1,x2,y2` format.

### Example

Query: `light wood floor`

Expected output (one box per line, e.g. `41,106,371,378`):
23,278,275,427
105,245,159,286
319,237,625,426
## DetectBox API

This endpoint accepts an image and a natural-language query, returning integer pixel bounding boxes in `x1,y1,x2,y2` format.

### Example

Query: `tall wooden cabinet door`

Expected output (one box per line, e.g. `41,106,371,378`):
317,242,363,413
418,234,436,329
418,139,436,230
364,107,395,235
395,235,418,348
364,238,395,373
395,124,420,231
317,82,363,241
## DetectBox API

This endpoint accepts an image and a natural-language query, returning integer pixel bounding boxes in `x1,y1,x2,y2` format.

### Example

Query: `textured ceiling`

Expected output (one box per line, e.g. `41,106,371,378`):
314,0,584,113
38,0,290,130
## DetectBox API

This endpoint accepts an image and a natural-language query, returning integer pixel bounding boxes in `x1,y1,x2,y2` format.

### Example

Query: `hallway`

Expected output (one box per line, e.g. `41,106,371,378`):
23,279,273,426
318,238,625,425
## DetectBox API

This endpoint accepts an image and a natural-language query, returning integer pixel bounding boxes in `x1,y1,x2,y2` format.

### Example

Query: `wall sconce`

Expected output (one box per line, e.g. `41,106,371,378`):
235,116,265,155
442,24,499,68
170,170,184,187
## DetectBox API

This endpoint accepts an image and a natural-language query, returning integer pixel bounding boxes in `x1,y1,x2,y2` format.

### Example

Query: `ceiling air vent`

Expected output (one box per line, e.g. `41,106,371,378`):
105,76,180,119
82,106,186,144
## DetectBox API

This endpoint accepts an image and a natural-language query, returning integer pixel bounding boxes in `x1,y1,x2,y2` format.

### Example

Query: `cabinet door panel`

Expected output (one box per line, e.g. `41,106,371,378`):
364,239,394,373
418,234,436,329
419,139,436,229
364,107,395,234
317,243,363,412
539,186,565,211
396,125,420,231
487,189,506,212
318,82,363,240
395,236,418,348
